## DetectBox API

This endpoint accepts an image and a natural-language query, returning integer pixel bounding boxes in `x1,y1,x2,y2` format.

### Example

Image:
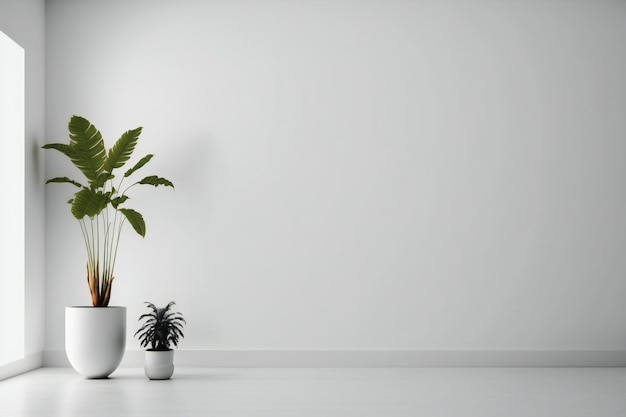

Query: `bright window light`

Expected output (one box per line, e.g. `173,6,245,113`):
0,30,25,366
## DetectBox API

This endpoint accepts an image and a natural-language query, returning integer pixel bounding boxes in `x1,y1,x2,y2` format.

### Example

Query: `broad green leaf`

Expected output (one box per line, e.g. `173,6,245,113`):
71,188,108,219
120,208,146,237
111,195,129,209
45,177,83,188
138,175,174,189
104,127,143,173
68,116,106,181
42,143,79,160
91,173,114,190
124,154,153,177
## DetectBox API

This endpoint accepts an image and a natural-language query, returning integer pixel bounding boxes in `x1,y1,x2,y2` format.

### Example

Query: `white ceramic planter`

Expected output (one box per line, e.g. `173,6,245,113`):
145,349,175,380
65,306,126,379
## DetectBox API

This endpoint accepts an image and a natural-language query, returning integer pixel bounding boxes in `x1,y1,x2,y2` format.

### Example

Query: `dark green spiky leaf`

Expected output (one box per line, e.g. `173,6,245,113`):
91,173,114,190
124,154,153,177
120,208,146,237
68,116,107,181
104,127,143,173
138,175,174,188
71,188,109,219
135,301,185,349
111,195,129,209
45,177,83,188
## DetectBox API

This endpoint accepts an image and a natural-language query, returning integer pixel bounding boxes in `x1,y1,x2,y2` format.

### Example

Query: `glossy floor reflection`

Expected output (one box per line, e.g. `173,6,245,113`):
2,367,626,416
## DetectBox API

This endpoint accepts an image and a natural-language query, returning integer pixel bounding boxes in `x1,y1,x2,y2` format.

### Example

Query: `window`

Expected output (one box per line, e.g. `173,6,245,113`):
0,30,25,366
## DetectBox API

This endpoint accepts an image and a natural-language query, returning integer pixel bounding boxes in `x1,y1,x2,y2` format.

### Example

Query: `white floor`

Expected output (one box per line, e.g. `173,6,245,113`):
1,367,626,417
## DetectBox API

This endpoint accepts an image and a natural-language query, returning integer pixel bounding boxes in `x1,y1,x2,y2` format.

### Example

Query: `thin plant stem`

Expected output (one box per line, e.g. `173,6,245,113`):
79,219,93,268
110,217,126,278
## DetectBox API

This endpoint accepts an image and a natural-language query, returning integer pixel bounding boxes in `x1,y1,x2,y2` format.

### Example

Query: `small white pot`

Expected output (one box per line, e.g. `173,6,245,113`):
145,349,175,380
65,306,126,379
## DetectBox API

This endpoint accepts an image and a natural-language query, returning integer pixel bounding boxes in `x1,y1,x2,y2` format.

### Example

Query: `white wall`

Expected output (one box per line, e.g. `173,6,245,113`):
45,0,626,356
0,0,46,369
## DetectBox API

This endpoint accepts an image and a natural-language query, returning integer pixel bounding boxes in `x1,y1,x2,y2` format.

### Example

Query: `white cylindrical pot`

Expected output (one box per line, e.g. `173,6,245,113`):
65,306,126,379
145,349,174,380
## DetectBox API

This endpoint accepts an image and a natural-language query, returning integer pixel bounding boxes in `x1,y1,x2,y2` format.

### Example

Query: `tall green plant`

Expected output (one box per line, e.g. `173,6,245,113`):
43,115,174,306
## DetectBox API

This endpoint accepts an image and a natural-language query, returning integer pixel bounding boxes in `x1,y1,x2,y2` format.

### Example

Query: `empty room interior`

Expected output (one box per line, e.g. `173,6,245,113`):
1,0,626,415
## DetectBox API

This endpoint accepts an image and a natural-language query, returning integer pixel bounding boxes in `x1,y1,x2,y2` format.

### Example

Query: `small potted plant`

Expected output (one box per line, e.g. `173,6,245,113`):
135,301,186,380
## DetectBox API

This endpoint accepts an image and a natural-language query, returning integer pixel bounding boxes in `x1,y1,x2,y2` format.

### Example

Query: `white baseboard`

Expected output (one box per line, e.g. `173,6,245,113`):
42,349,626,368
0,352,43,380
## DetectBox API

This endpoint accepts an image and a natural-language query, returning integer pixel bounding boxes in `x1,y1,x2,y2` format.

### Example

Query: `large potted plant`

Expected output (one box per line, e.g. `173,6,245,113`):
43,115,174,378
135,301,186,380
